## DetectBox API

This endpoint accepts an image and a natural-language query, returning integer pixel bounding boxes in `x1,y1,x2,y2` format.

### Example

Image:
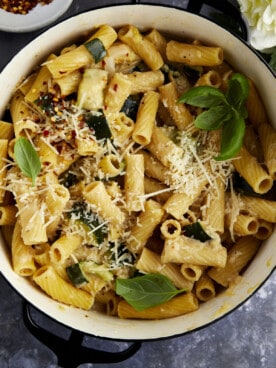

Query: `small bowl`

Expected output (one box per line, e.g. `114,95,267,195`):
0,0,73,33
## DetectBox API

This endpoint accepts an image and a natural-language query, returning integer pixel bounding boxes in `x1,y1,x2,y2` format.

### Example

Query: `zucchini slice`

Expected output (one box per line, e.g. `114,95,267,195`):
68,201,107,245
84,111,112,140
183,221,212,242
66,263,88,287
84,38,107,63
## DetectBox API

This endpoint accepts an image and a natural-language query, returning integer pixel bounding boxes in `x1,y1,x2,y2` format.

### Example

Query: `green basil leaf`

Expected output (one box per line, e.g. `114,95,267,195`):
178,86,227,108
215,111,245,161
85,38,107,63
194,105,233,130
226,73,249,115
14,137,41,186
236,104,248,119
116,273,186,311
178,73,248,161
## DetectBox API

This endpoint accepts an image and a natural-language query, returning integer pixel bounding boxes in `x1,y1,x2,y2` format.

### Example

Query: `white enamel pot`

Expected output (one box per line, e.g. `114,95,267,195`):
0,2,275,351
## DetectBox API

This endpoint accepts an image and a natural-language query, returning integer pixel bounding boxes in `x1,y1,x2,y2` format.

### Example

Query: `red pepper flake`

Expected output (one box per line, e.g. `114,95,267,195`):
0,0,53,15
1,0,53,14
78,121,85,129
43,129,50,137
113,83,118,92
56,145,62,154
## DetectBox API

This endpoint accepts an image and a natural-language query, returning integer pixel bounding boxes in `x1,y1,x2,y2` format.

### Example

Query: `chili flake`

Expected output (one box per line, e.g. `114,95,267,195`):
0,0,53,15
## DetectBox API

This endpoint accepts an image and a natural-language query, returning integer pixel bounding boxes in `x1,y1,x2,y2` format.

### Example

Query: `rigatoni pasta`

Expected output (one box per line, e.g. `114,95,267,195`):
166,40,223,66
0,23,275,320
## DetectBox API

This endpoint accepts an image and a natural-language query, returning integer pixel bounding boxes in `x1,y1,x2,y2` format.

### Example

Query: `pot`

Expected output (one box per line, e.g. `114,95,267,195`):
0,0,275,361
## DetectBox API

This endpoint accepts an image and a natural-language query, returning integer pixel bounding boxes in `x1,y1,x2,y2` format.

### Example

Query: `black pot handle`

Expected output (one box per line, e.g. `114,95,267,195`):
131,0,247,41
23,302,141,367
186,0,248,41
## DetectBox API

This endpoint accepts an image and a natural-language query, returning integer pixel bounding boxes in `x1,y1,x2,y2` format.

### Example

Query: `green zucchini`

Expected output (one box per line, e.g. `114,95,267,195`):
183,221,212,242
120,94,141,121
68,201,107,245
84,110,112,140
66,263,88,287
84,38,107,63
232,172,267,198
66,260,113,287
81,261,113,282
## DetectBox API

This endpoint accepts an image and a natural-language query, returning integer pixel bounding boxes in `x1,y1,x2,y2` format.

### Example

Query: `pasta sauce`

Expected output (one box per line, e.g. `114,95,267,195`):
0,24,275,319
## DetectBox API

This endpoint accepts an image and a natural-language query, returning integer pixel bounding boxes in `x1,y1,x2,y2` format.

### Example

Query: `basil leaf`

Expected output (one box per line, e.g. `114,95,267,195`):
14,137,41,186
215,110,245,161
85,38,107,63
194,105,233,130
226,73,249,115
116,273,186,311
177,73,249,161
178,86,227,108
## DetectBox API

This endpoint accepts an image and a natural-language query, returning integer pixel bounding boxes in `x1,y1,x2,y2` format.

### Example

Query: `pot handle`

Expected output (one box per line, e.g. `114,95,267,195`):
23,302,141,367
132,0,248,41
186,0,247,40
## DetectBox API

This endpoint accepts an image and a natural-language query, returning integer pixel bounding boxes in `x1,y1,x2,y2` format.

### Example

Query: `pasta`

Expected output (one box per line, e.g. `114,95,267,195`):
166,40,223,66
0,205,17,226
0,23,274,321
161,232,227,268
132,91,159,145
233,145,273,194
117,292,199,319
33,264,94,310
181,264,205,282
258,123,276,179
124,154,145,212
0,120,14,140
11,220,36,277
118,25,164,71
136,247,193,290
0,139,8,202
208,236,261,287
195,273,216,302
159,82,193,130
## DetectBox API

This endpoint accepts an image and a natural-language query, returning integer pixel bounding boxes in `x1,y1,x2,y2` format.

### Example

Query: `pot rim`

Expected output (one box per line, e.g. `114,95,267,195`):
1,265,275,343
0,4,275,341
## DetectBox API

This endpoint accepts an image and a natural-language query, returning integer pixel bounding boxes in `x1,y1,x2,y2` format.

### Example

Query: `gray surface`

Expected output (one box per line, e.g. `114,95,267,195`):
0,1,275,367
0,272,275,368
